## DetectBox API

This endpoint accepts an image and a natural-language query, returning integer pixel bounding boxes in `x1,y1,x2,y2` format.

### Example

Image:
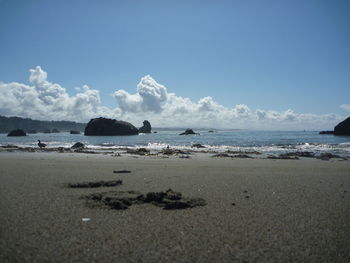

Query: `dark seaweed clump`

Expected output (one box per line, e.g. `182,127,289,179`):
85,189,206,210
68,180,122,188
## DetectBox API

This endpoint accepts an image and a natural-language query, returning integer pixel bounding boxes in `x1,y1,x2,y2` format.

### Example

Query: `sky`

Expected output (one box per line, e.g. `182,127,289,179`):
0,0,349,129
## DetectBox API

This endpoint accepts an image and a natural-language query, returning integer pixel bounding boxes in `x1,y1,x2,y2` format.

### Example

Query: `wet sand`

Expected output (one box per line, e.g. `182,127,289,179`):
1,152,350,262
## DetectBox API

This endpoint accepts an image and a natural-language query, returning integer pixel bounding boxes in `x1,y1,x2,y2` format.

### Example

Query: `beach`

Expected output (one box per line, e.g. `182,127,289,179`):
1,151,350,262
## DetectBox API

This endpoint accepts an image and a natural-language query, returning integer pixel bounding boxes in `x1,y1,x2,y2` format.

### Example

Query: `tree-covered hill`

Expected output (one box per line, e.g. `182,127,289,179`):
0,116,86,133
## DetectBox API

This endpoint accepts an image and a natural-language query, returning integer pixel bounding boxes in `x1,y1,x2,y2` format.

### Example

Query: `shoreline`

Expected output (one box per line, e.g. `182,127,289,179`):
1,152,350,262
1,144,349,161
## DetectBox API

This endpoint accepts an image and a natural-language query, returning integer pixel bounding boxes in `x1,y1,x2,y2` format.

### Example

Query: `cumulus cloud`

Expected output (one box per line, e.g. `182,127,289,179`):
0,66,118,122
340,104,350,112
113,75,167,113
0,66,346,129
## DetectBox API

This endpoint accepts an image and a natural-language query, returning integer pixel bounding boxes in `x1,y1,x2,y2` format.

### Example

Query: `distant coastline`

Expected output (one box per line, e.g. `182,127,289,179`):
0,115,86,133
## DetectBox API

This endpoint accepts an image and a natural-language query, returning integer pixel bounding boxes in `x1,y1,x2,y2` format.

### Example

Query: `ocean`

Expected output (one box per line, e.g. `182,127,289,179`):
1,129,350,156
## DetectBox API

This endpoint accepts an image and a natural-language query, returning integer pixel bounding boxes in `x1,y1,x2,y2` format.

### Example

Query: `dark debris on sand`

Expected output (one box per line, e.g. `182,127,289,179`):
267,155,299,160
226,150,261,155
316,153,347,161
113,170,131,174
192,143,206,148
277,152,315,158
212,153,231,158
84,189,207,210
126,148,150,155
211,153,254,159
161,148,191,155
68,179,123,188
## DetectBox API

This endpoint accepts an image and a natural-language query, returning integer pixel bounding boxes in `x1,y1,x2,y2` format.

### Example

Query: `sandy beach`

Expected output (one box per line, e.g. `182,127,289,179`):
1,151,350,262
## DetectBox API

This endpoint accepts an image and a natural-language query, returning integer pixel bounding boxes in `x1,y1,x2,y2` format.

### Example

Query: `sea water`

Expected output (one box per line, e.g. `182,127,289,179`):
1,129,350,156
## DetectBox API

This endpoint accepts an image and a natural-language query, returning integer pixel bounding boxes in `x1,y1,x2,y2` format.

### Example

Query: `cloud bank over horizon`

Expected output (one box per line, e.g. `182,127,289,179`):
0,66,346,130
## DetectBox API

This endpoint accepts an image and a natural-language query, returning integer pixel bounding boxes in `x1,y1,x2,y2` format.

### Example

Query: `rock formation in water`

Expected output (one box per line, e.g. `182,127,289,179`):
319,116,350,136
179,128,199,135
319,131,334,134
84,117,139,136
139,120,152,133
71,142,85,149
334,117,350,135
7,129,26,136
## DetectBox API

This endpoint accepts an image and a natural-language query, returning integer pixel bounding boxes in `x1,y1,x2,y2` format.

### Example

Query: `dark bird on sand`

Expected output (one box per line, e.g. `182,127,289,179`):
38,140,47,148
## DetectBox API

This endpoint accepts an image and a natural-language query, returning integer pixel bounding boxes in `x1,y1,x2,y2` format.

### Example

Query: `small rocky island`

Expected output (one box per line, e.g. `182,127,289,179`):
179,129,199,135
7,129,26,136
320,116,350,136
84,117,152,136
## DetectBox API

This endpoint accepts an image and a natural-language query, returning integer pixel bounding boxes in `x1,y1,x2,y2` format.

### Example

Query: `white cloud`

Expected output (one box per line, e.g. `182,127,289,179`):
0,66,346,130
0,66,118,122
113,75,167,113
340,104,350,112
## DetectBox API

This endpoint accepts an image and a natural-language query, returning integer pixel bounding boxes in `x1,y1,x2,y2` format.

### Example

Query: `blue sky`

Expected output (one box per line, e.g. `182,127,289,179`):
0,0,349,129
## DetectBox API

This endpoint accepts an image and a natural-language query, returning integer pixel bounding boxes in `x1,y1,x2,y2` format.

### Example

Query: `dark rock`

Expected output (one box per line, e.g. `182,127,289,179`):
70,130,80,134
139,120,152,133
28,130,37,134
319,131,334,135
208,130,215,133
68,179,122,188
192,143,206,148
179,129,199,135
7,129,26,136
84,117,139,136
71,142,85,149
52,128,60,133
43,129,51,133
334,117,350,135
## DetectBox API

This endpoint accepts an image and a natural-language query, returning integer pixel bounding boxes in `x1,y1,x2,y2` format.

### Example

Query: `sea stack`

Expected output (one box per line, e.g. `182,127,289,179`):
319,116,350,136
84,117,139,136
334,116,350,135
139,120,152,133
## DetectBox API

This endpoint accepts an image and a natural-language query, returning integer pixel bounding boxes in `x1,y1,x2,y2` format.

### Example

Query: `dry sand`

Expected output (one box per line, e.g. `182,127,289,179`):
1,152,350,262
